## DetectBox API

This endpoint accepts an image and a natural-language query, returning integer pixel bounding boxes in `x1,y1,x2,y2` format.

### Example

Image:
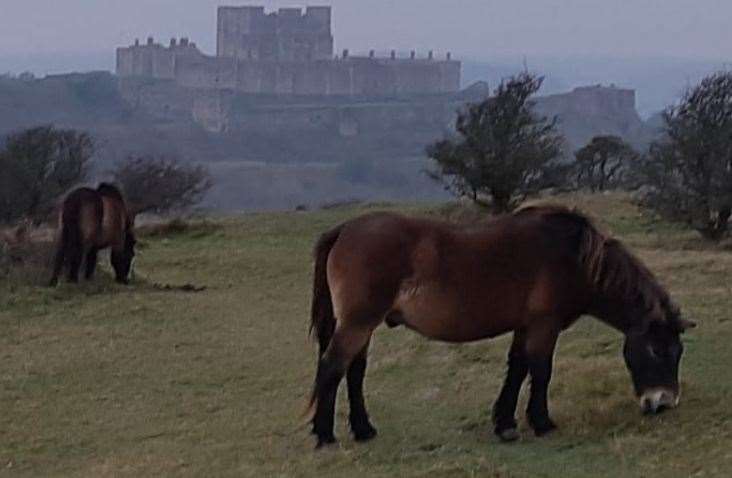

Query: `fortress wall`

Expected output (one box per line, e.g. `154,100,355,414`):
118,6,458,95
291,62,329,95
117,77,196,121
325,63,353,95
217,6,265,57
151,48,176,79
226,99,452,138
217,6,333,61
440,61,462,93
116,48,135,77
175,56,238,89
537,86,637,117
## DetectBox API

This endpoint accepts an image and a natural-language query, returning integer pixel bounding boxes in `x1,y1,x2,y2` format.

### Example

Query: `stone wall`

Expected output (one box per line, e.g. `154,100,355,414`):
116,5,461,96
118,42,461,96
216,6,333,61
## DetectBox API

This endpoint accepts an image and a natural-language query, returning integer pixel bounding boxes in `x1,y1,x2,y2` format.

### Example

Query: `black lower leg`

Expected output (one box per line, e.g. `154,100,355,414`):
84,248,98,280
526,356,556,436
67,248,83,283
493,340,529,441
347,349,377,442
110,251,128,284
312,355,345,448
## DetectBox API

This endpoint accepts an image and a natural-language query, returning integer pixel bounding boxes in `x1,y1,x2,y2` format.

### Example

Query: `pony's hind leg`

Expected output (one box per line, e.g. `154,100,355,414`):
66,245,84,283
311,324,373,448
347,342,377,442
492,330,528,442
84,247,99,280
525,326,560,436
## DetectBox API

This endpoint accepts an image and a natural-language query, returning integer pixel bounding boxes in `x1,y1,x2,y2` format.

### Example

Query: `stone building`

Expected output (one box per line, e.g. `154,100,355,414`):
116,6,461,96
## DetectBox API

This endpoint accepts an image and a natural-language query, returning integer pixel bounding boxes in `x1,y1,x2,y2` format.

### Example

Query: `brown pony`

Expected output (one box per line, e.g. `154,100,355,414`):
308,206,696,447
50,183,136,286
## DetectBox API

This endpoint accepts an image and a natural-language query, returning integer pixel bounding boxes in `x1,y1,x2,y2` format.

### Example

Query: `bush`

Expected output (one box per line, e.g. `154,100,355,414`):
0,126,93,224
640,71,732,241
111,156,213,215
426,72,565,213
572,135,638,192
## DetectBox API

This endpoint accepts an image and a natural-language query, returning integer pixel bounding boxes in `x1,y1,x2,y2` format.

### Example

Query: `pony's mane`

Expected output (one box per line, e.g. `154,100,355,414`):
518,205,671,316
97,183,125,202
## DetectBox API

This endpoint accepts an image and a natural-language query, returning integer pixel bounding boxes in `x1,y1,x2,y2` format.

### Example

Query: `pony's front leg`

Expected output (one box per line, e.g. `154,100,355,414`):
492,330,528,442
525,327,559,436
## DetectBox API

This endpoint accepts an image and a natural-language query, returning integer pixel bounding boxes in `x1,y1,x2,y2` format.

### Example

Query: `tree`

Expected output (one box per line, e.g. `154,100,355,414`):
426,72,565,213
640,71,732,241
111,156,213,215
573,135,638,192
0,126,93,224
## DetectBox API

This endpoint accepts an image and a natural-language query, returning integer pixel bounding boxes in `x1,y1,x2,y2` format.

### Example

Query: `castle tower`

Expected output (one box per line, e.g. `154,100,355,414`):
216,6,334,62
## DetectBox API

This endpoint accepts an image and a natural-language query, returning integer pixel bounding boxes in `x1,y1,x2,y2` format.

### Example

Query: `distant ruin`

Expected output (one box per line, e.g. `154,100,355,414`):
116,6,461,96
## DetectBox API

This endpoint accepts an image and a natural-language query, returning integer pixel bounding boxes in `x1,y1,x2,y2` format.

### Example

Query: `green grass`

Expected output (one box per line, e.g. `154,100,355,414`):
1,195,731,477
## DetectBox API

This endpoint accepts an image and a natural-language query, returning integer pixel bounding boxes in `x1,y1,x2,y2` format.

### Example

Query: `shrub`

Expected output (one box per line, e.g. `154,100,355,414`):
640,71,732,241
111,156,213,215
0,126,93,224
426,72,565,213
573,135,638,192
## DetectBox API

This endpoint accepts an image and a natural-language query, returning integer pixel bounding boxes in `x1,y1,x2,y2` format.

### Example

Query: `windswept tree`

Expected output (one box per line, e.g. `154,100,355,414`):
427,72,565,213
641,71,732,241
111,156,213,215
574,135,638,192
0,126,93,224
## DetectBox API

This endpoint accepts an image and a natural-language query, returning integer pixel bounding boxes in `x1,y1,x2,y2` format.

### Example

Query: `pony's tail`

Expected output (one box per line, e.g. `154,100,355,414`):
306,224,343,414
50,201,82,286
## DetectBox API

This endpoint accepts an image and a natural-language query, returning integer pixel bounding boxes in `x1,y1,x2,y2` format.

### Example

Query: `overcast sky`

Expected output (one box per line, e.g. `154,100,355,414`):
0,0,730,65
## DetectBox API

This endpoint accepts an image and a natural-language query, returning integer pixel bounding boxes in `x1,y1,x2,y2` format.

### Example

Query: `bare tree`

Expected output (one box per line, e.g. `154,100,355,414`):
111,156,212,215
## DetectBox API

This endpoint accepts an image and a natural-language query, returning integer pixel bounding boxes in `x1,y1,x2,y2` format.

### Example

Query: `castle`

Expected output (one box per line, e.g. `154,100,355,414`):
116,6,461,96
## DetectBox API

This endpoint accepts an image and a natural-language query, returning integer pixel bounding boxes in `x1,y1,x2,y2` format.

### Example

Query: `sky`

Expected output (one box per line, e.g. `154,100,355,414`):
0,0,730,68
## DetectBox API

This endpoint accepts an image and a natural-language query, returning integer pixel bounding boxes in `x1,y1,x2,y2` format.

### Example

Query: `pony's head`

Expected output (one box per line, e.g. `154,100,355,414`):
622,303,696,414
112,228,137,284
577,223,697,415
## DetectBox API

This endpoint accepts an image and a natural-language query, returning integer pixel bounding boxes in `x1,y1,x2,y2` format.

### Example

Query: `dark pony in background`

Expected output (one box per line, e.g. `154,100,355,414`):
307,206,695,448
50,183,136,286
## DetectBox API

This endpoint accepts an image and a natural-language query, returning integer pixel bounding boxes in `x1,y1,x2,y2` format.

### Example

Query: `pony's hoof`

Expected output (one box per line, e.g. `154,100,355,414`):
532,419,557,437
497,428,520,442
353,424,378,442
315,435,337,450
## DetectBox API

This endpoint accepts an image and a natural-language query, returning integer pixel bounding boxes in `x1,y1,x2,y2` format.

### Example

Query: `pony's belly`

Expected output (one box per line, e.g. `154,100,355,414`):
392,282,514,342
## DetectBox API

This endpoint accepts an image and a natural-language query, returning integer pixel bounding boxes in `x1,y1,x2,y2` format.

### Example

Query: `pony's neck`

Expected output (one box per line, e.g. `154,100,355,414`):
586,241,664,335
589,296,646,334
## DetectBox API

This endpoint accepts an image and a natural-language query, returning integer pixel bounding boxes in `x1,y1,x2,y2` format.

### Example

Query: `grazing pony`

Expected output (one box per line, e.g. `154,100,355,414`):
307,206,695,447
50,183,136,286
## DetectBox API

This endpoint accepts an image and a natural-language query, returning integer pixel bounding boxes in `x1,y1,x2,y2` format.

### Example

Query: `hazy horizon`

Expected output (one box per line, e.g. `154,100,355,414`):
1,1,730,115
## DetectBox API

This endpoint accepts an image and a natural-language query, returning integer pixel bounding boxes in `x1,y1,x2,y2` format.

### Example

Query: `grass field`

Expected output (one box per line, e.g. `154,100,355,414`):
1,194,731,477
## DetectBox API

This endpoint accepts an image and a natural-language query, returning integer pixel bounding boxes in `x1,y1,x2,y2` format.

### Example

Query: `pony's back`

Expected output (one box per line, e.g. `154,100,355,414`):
97,183,125,202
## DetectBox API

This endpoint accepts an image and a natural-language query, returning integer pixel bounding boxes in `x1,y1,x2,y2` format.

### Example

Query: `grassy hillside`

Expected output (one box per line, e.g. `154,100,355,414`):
1,194,731,477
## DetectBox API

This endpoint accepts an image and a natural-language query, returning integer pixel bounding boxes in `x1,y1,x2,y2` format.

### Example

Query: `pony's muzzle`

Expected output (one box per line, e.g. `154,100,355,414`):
640,388,679,414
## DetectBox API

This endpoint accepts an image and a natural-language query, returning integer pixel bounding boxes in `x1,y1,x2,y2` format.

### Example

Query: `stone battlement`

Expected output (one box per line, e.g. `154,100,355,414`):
116,5,461,96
